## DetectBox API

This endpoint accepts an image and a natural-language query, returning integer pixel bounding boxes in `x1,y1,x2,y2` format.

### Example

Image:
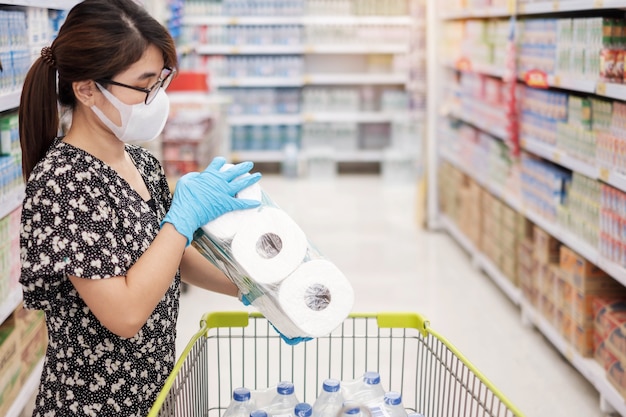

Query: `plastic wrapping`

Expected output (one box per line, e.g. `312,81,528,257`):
191,189,354,339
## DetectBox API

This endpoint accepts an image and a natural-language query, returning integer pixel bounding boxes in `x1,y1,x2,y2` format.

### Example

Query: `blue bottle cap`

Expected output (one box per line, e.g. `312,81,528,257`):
322,379,341,393
384,391,402,406
251,411,268,417
277,381,295,395
363,371,381,385
342,402,361,415
233,387,251,402
295,403,313,417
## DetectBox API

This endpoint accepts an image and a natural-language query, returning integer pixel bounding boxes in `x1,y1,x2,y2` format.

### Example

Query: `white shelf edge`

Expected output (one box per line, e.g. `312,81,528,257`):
440,0,626,20
183,15,414,26
2,0,79,8
521,137,598,179
0,288,23,328
448,111,508,141
231,149,385,163
195,44,408,55
6,358,44,417
228,114,302,125
228,112,412,125
214,74,407,87
520,299,626,417
0,90,22,113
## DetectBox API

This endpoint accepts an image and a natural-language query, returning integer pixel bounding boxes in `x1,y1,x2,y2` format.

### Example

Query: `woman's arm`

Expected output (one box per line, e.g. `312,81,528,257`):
69,223,186,338
179,245,238,297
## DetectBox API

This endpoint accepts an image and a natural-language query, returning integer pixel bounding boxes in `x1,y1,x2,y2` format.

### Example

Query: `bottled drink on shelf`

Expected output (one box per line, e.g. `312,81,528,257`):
311,379,344,417
223,387,256,417
267,381,300,417
340,401,365,417
382,392,407,417
251,411,269,417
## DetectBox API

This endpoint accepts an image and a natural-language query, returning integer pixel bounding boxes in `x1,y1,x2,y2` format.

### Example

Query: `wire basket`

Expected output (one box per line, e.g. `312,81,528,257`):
148,312,524,417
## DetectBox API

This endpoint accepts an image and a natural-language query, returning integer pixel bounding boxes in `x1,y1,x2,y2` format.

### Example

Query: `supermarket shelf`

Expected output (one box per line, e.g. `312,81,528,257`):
231,150,285,163
228,114,302,125
440,215,522,305
195,44,408,55
6,358,44,417
0,90,21,113
0,288,22,330
303,111,412,123
1,186,26,220
232,149,384,163
183,15,414,26
2,0,78,8
305,73,408,85
520,299,626,417
521,136,626,195
448,111,508,141
441,0,626,19
214,74,407,87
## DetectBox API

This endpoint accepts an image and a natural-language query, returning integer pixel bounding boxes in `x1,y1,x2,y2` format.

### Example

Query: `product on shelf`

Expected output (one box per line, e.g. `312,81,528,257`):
0,313,20,417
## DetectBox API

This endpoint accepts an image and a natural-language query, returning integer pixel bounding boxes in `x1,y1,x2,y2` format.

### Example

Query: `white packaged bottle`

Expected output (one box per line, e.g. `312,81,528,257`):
294,402,313,417
382,392,407,417
224,387,256,417
406,413,426,417
311,379,343,417
341,401,365,417
346,371,386,406
251,411,269,417
267,381,300,417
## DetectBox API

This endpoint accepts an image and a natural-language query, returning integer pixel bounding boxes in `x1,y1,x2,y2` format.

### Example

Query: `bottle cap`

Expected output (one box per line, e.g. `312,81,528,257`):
233,387,251,402
384,391,402,406
277,381,295,395
363,371,381,385
322,379,341,393
342,402,361,416
251,411,268,417
295,403,313,417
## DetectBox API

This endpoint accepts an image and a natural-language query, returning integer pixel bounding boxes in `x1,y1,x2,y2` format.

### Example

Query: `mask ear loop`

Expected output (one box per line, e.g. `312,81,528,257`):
91,83,131,137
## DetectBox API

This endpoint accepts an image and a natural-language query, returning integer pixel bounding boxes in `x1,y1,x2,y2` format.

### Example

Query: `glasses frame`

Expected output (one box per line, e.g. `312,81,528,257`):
96,67,175,104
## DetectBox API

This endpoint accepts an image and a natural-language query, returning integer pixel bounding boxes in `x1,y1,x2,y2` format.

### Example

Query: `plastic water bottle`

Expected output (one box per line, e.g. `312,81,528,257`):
311,379,344,417
406,413,426,417
224,387,256,417
382,392,407,417
294,403,313,417
347,371,386,406
251,411,269,417
341,402,364,417
267,381,300,417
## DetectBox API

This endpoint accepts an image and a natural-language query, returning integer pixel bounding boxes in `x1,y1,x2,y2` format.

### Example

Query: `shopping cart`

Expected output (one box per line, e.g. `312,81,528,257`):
147,312,525,417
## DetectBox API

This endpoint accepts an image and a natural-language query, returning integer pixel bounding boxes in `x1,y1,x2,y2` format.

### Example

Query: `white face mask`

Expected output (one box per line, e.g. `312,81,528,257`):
91,82,170,143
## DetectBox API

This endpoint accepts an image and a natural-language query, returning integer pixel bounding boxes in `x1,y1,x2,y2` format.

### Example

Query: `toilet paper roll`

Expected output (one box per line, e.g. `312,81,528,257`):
202,164,264,240
231,207,308,284
276,259,354,338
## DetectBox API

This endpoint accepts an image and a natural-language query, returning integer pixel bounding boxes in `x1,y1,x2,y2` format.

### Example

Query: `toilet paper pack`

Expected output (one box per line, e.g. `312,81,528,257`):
192,189,355,339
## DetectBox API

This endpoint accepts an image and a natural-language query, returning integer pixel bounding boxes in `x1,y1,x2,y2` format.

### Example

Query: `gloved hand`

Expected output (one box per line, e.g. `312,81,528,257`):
162,157,262,245
240,294,313,346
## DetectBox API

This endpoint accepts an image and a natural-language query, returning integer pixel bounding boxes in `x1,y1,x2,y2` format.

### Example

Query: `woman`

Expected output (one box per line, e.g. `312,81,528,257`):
18,1,262,415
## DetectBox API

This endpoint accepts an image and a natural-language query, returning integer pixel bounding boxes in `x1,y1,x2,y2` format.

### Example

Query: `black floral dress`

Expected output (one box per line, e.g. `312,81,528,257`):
20,139,180,417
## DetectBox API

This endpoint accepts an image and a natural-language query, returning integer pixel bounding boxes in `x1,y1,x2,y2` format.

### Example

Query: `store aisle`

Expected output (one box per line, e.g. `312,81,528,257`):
177,174,601,417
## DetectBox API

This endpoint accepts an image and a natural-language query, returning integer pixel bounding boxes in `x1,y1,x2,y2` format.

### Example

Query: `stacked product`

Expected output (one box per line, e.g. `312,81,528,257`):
520,86,568,146
600,183,626,267
559,247,626,358
231,125,301,152
597,101,626,174
558,172,601,249
528,225,561,314
520,153,571,223
192,176,354,339
302,123,358,151
0,208,20,306
225,88,301,115
594,297,626,398
517,222,536,305
459,73,508,136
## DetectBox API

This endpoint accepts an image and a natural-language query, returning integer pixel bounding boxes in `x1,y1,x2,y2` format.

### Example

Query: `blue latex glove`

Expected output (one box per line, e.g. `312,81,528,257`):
162,157,262,245
240,294,313,346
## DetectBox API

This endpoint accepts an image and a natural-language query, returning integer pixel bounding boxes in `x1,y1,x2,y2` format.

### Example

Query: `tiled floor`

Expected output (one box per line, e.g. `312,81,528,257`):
176,174,604,417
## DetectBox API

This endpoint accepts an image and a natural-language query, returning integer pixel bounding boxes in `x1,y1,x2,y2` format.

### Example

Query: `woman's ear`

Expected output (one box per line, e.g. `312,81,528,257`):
73,80,96,106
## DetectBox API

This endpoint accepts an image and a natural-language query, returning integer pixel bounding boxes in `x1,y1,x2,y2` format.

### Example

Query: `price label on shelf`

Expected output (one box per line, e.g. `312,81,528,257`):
455,57,472,72
302,75,312,85
228,17,240,25
231,47,241,55
593,0,604,7
553,75,561,87
596,82,607,96
303,113,316,122
599,167,610,182
552,151,561,163
304,45,316,54
552,0,559,10
506,0,516,13
524,69,549,89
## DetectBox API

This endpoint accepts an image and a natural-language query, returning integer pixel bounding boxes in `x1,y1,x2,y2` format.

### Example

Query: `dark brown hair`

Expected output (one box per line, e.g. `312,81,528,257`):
19,0,178,179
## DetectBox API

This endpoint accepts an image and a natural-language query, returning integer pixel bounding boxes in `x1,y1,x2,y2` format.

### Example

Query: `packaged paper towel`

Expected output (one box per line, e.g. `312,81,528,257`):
191,183,354,339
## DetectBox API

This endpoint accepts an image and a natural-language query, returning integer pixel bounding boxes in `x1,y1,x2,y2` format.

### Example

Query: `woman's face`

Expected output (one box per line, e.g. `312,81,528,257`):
94,44,165,126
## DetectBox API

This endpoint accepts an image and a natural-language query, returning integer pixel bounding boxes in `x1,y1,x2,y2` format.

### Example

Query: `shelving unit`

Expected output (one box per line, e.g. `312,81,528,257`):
178,0,426,170
429,0,626,413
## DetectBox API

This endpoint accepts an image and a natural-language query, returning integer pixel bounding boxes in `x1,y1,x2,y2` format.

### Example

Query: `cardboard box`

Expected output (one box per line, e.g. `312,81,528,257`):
518,238,534,270
533,226,561,264
560,246,578,275
0,317,21,417
608,324,626,365
595,334,619,371
571,322,594,357
593,297,626,340
608,360,626,400
561,311,575,340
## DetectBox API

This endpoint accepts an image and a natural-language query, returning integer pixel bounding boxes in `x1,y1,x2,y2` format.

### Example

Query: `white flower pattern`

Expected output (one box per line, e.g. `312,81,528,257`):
20,139,179,416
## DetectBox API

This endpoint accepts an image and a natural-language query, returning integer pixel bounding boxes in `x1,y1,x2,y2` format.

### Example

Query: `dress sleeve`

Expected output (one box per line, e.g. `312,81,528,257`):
20,168,132,309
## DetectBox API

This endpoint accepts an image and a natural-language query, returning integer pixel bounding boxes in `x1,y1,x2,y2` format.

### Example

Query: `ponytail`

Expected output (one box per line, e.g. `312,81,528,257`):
19,53,59,180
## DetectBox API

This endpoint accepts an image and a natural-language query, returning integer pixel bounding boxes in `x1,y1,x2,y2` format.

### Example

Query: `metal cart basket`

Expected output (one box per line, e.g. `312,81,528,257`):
148,312,524,417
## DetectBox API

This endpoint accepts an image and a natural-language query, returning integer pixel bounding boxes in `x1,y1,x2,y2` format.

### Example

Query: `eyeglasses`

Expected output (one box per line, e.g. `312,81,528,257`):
96,67,175,105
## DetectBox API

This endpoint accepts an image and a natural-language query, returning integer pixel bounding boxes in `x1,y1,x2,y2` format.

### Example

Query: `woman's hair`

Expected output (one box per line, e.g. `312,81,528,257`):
19,0,178,179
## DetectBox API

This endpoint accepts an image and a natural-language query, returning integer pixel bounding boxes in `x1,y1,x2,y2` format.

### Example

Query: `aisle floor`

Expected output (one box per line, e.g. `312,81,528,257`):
176,174,603,417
